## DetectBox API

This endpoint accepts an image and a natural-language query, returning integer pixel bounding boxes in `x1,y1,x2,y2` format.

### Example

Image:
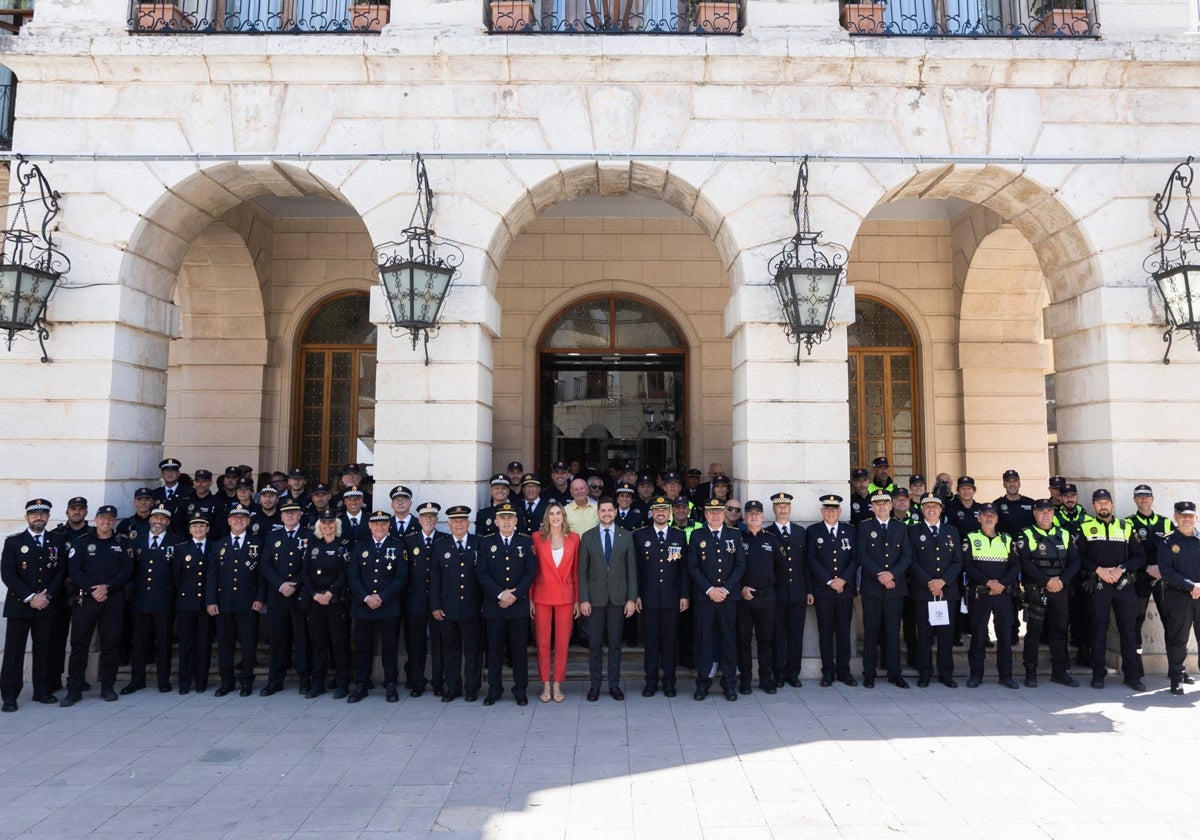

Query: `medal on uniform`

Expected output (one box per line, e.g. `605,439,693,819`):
699,540,707,548
841,538,851,551
490,545,497,553
920,535,927,542
870,531,878,539
816,537,824,545
1172,544,1181,553
725,539,735,553
668,546,681,562
444,552,451,559
517,546,524,558
362,550,370,558
644,540,652,548
20,561,27,570
385,547,397,562
386,563,393,571
274,540,282,548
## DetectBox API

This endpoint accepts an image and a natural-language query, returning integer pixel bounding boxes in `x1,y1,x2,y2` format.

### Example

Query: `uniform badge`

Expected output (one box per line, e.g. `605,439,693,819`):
816,537,824,545
413,547,420,555
920,535,927,543
490,545,498,553
247,560,256,570
870,531,878,539
1172,544,1181,553
87,544,96,553
20,561,27,570
386,563,393,571
485,518,492,527
1138,528,1148,539
275,541,282,548
19,545,28,554
644,540,652,548
1001,504,1008,512
444,552,451,559
362,550,370,558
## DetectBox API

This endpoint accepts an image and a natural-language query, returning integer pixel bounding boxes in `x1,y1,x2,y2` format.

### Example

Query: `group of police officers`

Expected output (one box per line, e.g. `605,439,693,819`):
3,455,1200,713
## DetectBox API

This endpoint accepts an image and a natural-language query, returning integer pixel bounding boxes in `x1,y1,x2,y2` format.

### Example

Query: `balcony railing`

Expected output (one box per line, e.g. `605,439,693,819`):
839,0,1100,36
0,69,14,151
128,1,390,34
484,0,744,34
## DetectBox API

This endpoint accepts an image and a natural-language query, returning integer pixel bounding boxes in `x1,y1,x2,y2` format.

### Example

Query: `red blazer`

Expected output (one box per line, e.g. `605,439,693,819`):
530,531,580,606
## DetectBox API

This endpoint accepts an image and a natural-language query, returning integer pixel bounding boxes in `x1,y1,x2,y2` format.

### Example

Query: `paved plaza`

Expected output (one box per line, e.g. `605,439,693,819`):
0,672,1197,840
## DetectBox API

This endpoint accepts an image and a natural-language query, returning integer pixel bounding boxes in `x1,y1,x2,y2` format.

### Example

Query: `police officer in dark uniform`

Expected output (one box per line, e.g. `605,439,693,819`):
807,495,857,687
332,463,373,513
848,469,872,525
688,497,746,701
122,506,180,695
868,457,896,497
185,469,228,540
432,505,483,703
1128,484,1175,653
541,461,573,506
737,500,783,695
476,475,526,538
962,503,1020,689
614,483,645,531
47,496,94,694
338,486,369,545
633,497,689,698
1017,498,1080,687
1,499,67,711
892,487,922,670
856,491,913,688
1053,482,1090,665
1079,488,1146,690
907,494,961,688
946,476,982,645
303,510,351,699
517,475,546,535
1158,501,1200,695
152,458,191,537
994,469,1035,646
251,486,282,539
61,505,133,706
477,502,537,706
261,501,312,695
348,511,408,703
207,505,266,697
388,485,420,539
118,487,156,541
174,514,214,695
281,467,312,513
766,491,810,689
403,502,449,697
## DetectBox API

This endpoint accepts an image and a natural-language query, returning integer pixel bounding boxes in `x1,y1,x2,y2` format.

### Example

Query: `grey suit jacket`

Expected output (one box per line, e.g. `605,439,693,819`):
578,524,638,606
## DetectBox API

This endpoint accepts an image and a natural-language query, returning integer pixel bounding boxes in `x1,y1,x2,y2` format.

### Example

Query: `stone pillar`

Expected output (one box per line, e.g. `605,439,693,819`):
370,283,500,511
1047,285,1200,673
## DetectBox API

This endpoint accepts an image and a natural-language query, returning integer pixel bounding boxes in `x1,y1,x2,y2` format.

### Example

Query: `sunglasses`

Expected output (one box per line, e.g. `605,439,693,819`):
725,506,742,513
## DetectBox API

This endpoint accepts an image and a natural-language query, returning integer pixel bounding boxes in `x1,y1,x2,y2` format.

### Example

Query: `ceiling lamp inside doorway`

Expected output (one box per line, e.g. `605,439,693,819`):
374,154,462,365
768,157,847,364
1147,156,1200,364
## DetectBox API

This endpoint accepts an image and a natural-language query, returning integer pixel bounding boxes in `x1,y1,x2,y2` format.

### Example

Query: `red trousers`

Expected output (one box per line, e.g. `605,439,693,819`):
534,602,574,683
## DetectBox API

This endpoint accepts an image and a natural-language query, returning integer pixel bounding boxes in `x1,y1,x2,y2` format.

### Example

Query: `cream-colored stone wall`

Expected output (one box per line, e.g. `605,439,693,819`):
493,215,730,473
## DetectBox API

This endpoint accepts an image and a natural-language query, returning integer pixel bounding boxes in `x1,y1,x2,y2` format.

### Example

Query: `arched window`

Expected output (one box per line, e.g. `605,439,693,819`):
537,294,686,476
292,293,376,484
848,298,921,477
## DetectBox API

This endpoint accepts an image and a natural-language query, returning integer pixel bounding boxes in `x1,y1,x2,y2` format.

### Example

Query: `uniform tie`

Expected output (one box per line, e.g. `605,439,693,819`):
931,526,939,539
151,536,160,550
658,530,666,545
195,542,204,553
603,528,612,565
376,541,383,551
712,530,720,541
781,525,789,538
233,536,241,551
457,540,464,554
526,502,533,516
350,517,358,529
425,536,433,551
503,538,510,550
35,534,43,548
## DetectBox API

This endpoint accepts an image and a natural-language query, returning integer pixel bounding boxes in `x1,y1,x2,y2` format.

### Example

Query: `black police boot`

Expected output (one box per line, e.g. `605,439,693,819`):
1024,666,1038,688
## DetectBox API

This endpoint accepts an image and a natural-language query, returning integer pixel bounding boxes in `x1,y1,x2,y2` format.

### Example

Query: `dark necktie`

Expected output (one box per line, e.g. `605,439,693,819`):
713,531,720,541
165,489,173,500
457,540,464,554
782,526,789,538
830,528,837,539
350,517,358,529
425,536,433,551
35,534,43,548
603,529,612,565
931,526,939,539
195,542,204,553
376,541,383,551
527,502,533,516
658,530,666,545
233,536,241,551
151,536,160,550
503,538,510,550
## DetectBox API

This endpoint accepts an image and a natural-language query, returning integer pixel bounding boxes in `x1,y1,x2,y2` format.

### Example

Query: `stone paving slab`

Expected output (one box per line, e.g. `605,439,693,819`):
0,675,1197,839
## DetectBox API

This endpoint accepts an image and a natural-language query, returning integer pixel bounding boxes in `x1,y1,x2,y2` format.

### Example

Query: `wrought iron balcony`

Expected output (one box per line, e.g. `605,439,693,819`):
0,68,14,152
128,1,390,34
484,0,744,34
839,0,1099,36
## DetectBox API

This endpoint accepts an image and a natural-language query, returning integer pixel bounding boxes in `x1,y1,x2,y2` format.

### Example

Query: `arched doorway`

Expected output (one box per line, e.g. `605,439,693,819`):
848,298,921,476
538,294,686,476
292,292,377,484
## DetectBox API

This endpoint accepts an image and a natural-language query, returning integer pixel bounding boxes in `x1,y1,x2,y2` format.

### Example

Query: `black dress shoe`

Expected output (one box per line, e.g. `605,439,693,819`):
1090,678,1105,689
515,694,528,706
327,678,338,690
119,683,145,696
178,687,189,696
820,677,834,687
642,686,656,698
1051,674,1079,687
465,692,478,702
586,687,600,702
663,687,677,698
738,680,752,696
80,681,91,692
1126,680,1147,691
1170,684,1185,696
610,687,624,701
298,680,311,695
786,678,802,688
305,688,325,699
386,684,400,703
410,688,424,698
239,686,253,697
723,689,738,701
195,684,207,694
693,688,708,701
1025,675,1038,688
333,687,349,700
441,691,461,703
890,677,909,689
840,675,858,687
760,683,777,695
1,700,16,713
862,676,875,688
32,694,57,704
940,678,958,688
101,687,119,702
259,685,280,697
917,677,931,688
967,676,982,688
1001,677,1020,690
214,684,234,697
59,693,81,708
347,686,366,704
482,695,498,707
1184,675,1196,685
158,684,172,693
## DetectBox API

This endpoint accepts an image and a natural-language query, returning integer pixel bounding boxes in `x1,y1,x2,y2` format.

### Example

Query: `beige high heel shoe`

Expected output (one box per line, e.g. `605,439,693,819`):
540,682,552,703
552,682,565,702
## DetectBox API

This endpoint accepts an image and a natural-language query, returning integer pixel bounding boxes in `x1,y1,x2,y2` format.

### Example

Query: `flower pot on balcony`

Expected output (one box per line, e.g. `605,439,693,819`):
490,0,535,31
839,2,886,33
136,2,192,30
694,1,739,32
349,3,390,31
1032,8,1088,34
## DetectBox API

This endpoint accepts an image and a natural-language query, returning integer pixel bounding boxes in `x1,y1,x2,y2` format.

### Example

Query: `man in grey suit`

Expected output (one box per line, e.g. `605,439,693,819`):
578,496,638,701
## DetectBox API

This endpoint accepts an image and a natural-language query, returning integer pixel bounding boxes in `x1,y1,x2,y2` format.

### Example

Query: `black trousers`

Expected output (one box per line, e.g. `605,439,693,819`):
354,615,400,686
68,591,126,690
737,595,776,683
131,610,175,688
642,606,680,689
814,597,854,679
900,595,918,667
1134,580,1169,648
404,612,444,691
1164,589,1200,683
485,617,529,698
693,598,737,692
266,597,309,687
1069,575,1094,657
916,596,958,680
1091,582,1142,681
216,610,259,688
46,598,71,691
861,595,904,679
772,599,806,680
440,617,482,695
1,611,54,702
1023,585,1070,676
967,590,1013,679
176,609,211,691
587,604,625,690
308,601,351,690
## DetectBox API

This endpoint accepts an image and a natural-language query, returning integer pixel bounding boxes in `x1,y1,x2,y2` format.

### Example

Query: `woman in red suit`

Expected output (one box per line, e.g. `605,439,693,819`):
530,502,579,703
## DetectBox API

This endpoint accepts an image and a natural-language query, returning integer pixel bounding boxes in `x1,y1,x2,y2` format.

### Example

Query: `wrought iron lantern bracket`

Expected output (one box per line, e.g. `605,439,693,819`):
1145,156,1200,364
